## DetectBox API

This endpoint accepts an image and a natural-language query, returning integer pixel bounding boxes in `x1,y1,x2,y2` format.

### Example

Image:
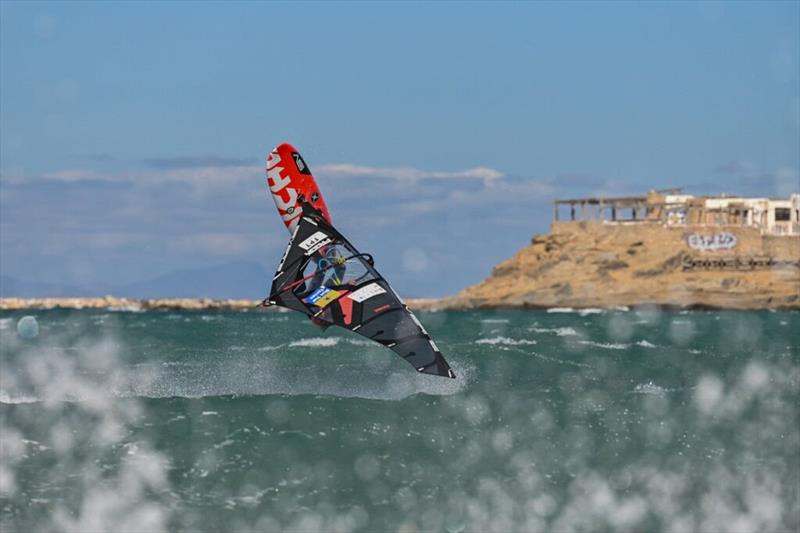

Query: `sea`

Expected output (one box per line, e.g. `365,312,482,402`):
1,307,798,532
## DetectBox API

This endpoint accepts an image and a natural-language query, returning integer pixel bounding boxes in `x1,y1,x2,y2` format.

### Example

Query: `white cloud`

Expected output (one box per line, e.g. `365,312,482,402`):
316,163,504,184
141,165,260,187
43,169,103,182
11,160,506,192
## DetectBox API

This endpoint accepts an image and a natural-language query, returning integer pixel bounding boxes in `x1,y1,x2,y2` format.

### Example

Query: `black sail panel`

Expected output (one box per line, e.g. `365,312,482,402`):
267,204,455,379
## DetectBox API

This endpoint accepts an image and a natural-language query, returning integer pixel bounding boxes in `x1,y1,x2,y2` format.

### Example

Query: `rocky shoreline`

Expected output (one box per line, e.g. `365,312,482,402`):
441,221,800,311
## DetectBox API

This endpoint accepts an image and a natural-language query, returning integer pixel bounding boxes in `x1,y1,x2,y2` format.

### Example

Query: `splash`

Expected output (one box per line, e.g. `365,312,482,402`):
288,337,341,348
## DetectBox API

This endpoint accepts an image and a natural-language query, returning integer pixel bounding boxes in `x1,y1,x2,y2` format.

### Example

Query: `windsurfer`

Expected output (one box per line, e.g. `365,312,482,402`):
303,245,348,297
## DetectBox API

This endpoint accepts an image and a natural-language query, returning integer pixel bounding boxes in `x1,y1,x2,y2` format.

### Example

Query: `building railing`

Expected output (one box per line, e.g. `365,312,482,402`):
767,223,800,236
553,197,800,236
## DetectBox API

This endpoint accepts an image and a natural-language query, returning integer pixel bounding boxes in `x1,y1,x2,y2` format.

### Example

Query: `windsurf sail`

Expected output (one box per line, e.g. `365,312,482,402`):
263,202,456,379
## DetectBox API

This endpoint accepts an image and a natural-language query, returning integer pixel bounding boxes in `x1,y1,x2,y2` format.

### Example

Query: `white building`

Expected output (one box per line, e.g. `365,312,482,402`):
767,194,799,236
660,192,799,235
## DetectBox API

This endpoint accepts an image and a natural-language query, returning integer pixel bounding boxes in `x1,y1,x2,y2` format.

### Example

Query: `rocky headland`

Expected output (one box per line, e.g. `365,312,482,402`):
440,220,800,310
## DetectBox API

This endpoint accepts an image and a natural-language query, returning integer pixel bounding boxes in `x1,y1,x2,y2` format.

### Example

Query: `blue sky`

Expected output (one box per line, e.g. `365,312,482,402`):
1,1,798,297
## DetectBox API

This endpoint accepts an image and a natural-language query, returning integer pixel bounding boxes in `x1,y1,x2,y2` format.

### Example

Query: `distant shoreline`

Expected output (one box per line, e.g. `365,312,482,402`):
1,297,797,312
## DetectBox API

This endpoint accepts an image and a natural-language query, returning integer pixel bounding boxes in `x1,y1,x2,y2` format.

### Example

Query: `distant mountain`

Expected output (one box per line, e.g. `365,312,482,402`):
0,275,110,298
116,261,269,299
0,261,270,299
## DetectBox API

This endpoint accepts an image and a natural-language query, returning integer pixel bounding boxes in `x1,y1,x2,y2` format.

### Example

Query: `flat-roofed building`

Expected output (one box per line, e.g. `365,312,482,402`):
553,191,799,236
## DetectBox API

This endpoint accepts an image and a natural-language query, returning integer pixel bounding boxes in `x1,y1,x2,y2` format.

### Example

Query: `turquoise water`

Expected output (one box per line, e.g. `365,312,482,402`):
1,308,798,532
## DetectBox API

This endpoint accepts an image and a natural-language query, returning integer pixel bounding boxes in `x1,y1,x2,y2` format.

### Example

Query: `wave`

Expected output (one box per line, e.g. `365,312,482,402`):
530,327,578,337
636,340,657,348
476,336,537,346
577,340,629,350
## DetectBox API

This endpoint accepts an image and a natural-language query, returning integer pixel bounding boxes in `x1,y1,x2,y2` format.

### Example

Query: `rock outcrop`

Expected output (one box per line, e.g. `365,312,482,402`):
443,221,800,310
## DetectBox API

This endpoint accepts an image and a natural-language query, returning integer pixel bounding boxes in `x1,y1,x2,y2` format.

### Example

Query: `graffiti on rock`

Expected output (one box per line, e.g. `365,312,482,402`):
686,232,737,251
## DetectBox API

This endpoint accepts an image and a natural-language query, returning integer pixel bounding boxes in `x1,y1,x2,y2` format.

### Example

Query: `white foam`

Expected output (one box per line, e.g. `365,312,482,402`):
481,319,510,324
577,340,629,350
0,318,14,330
546,307,609,316
288,337,341,348
531,327,577,337
344,338,376,347
107,306,144,312
257,344,284,351
476,336,537,346
0,390,39,404
636,340,657,348
633,381,669,394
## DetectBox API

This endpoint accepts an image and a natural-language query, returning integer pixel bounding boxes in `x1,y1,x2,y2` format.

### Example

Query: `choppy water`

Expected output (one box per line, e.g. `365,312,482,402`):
1,308,798,532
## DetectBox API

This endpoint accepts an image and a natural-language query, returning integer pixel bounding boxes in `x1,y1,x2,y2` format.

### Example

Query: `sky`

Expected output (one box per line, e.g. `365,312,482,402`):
1,1,798,297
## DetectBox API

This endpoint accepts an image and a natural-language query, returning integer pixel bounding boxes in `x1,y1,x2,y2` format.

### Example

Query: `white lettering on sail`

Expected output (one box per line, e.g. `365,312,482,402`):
267,149,302,231
348,283,387,303
268,165,291,193
298,231,330,254
274,187,297,210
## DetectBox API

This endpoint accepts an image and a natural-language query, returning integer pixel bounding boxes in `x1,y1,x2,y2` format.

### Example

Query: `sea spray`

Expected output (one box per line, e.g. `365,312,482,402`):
1,308,797,531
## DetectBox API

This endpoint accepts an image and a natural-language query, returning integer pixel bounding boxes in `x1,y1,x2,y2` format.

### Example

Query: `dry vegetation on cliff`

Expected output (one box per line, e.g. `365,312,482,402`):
445,221,800,310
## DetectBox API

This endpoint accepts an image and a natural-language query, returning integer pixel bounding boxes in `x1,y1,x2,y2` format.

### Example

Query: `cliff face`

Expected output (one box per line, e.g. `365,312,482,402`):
447,221,800,310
